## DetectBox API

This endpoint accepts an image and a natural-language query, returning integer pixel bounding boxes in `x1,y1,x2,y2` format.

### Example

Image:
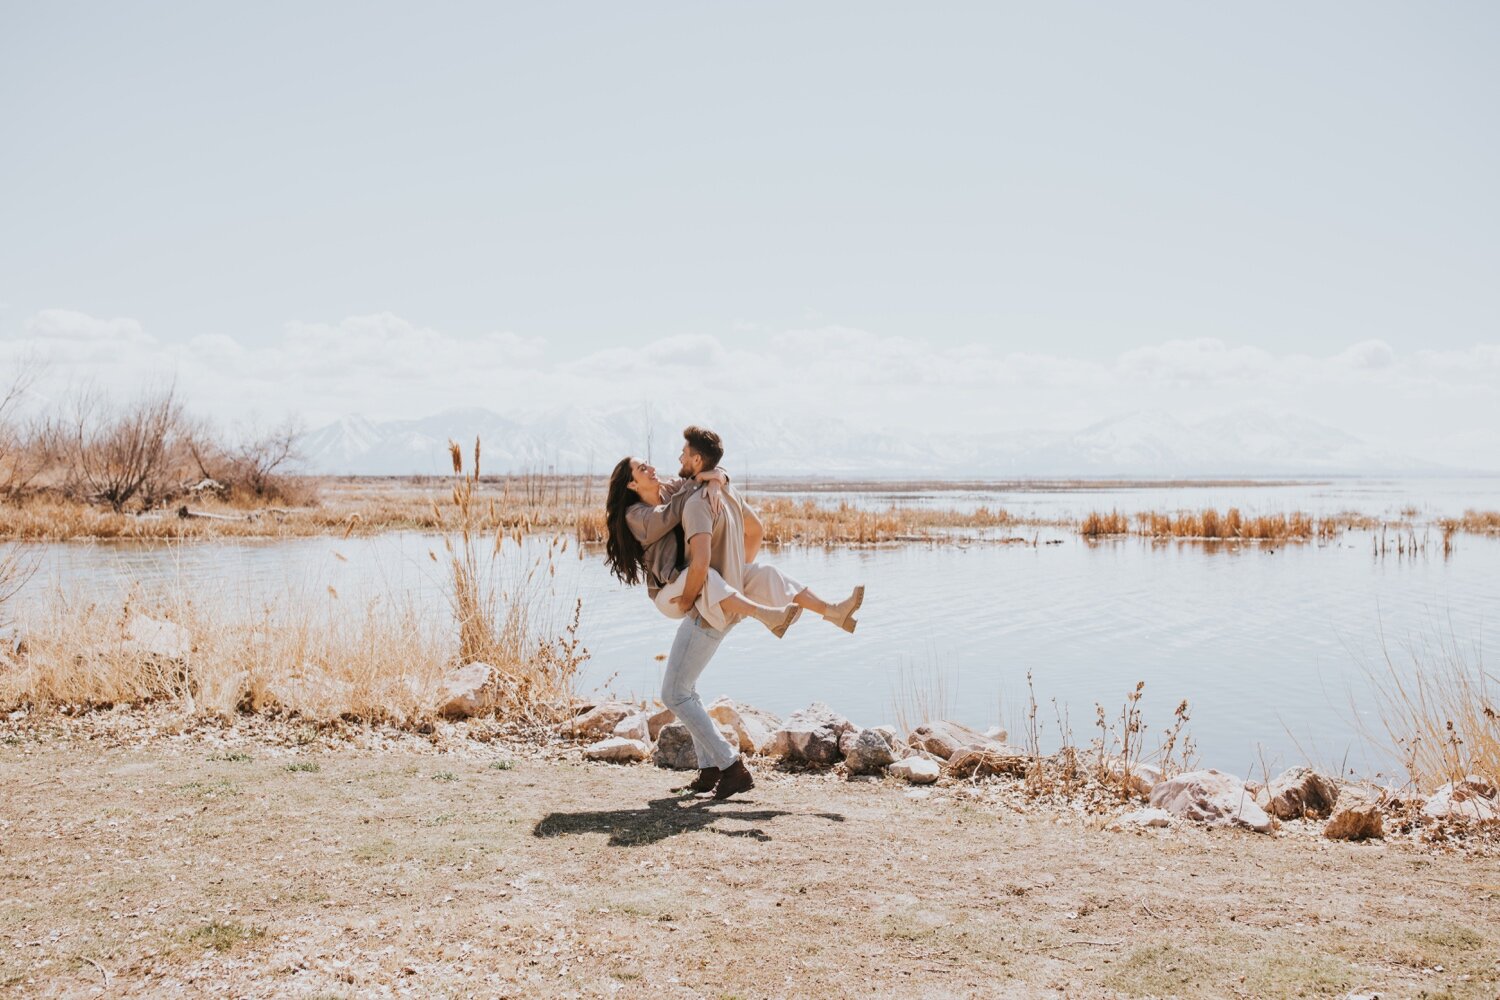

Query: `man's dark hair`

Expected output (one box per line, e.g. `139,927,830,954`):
682,425,723,470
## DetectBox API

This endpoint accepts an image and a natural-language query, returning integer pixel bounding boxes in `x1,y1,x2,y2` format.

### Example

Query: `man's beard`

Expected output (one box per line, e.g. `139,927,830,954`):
678,463,692,479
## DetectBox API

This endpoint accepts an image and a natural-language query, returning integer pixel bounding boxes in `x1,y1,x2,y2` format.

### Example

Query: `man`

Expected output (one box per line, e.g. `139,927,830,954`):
660,425,760,800
657,425,865,800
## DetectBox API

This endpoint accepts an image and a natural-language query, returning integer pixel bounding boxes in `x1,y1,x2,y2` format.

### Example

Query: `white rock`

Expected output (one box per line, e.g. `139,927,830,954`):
906,720,995,761
843,728,898,775
646,706,675,741
1324,787,1385,841
1109,807,1173,831
1102,757,1164,797
706,697,782,754
123,614,191,661
1261,766,1340,820
565,701,635,740
653,722,739,770
582,737,650,763
889,757,941,785
764,703,853,767
1422,776,1499,822
984,725,1009,743
1148,769,1273,833
435,662,499,719
265,672,356,721
611,712,651,742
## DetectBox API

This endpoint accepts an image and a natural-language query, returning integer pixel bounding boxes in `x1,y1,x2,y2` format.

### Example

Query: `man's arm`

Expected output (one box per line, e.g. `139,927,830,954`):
673,532,712,613
627,484,697,547
743,501,764,564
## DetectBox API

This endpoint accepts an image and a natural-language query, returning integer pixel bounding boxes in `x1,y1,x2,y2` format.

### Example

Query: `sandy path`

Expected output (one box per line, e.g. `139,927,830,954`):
2,730,1498,999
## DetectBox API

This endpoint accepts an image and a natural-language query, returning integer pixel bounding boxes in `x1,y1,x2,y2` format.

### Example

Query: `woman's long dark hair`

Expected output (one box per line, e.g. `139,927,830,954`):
604,457,645,586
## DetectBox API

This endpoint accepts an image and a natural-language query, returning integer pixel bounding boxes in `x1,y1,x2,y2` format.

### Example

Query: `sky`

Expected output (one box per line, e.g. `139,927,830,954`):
1,2,1497,465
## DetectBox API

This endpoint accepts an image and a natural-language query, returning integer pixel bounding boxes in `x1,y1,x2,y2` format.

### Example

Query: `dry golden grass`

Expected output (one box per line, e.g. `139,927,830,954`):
1371,636,1499,793
433,441,583,726
1132,507,1316,541
1081,509,1130,536
754,496,1018,545
0,450,589,727
1441,509,1500,536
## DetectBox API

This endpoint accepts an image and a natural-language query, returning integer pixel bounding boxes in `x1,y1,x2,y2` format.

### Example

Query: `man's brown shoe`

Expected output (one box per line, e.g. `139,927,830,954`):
711,758,755,800
672,767,721,794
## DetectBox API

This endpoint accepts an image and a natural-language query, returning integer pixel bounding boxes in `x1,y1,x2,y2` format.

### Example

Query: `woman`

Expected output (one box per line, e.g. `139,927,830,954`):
604,456,864,635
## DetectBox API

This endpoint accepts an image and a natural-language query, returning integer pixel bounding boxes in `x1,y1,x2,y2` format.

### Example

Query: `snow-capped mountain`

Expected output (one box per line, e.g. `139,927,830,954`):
296,406,1451,478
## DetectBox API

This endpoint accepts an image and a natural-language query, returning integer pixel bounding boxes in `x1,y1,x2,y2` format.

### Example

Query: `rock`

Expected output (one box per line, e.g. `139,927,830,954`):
264,672,356,721
0,624,26,659
1148,769,1273,833
652,722,740,770
1109,807,1173,831
1102,757,1165,797
843,728,898,775
565,701,635,740
582,737,650,763
611,712,651,742
647,706,676,740
1260,766,1340,820
123,614,190,661
764,704,851,768
435,662,500,719
799,702,857,739
706,698,782,754
1324,787,1385,841
890,757,941,784
983,725,1009,743
946,744,1030,778
871,725,900,747
905,720,994,761
1422,776,1499,822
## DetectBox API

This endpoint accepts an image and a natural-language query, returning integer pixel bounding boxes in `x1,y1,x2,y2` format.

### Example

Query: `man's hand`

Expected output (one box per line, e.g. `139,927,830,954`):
702,480,724,518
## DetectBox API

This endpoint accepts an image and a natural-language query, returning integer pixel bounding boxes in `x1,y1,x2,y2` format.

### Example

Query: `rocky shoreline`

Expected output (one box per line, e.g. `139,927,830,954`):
469,682,1499,853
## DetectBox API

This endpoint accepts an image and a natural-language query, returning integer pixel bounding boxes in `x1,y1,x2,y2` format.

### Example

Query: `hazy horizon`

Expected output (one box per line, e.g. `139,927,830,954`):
3,3,1496,467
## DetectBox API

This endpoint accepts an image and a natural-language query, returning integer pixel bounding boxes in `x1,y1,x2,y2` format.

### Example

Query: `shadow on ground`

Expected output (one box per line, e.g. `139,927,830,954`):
532,795,846,847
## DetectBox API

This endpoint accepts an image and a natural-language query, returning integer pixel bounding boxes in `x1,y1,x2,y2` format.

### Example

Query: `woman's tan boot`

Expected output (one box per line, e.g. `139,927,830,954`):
822,585,864,633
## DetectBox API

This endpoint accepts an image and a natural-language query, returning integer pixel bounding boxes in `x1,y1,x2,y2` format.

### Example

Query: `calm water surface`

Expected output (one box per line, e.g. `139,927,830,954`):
16,477,1499,777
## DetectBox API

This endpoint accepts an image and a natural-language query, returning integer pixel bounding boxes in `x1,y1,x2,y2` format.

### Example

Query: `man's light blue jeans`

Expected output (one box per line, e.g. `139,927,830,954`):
661,614,739,771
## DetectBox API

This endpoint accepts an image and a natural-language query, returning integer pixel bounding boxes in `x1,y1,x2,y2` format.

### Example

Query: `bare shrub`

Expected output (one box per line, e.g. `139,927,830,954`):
187,418,312,505
70,386,186,511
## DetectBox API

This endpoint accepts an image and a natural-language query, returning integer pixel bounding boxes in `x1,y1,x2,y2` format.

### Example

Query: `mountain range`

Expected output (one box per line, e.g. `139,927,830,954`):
295,405,1452,478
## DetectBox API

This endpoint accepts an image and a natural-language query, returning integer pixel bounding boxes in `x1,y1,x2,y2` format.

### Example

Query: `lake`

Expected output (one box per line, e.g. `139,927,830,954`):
13,476,1500,779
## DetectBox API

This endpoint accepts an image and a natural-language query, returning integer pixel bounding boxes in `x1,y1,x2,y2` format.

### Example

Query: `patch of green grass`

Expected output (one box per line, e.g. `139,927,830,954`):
489,760,514,771
187,920,265,953
209,751,252,762
1106,936,1356,999
432,771,458,783
286,761,320,773
352,838,396,862
177,778,239,798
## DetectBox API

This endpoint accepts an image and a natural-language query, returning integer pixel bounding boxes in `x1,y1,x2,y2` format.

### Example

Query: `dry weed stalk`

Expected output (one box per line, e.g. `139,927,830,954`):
1370,633,1498,793
434,439,586,726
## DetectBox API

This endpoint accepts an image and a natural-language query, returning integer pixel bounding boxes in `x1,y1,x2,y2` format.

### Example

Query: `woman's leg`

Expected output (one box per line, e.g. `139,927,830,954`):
720,592,801,637
694,568,799,636
743,562,863,633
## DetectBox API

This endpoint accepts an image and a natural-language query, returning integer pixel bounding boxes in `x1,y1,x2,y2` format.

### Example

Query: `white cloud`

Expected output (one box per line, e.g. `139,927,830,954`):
3,309,1497,468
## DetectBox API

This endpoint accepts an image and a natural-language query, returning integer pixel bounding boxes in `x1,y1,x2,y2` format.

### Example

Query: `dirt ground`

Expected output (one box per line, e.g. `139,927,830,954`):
3,716,1499,999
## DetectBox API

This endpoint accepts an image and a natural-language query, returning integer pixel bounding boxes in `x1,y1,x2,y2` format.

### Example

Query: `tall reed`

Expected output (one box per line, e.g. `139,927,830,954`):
1370,633,1498,792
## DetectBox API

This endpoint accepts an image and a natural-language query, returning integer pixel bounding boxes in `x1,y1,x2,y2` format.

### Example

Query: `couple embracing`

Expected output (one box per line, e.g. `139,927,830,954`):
604,426,864,800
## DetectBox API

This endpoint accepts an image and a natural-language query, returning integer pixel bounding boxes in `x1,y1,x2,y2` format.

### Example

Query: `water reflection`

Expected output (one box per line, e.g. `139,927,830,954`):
11,490,1500,778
